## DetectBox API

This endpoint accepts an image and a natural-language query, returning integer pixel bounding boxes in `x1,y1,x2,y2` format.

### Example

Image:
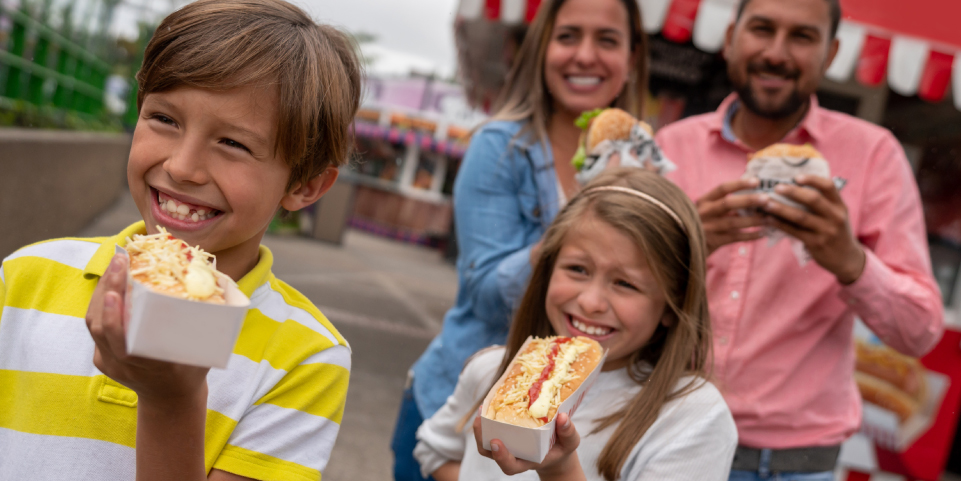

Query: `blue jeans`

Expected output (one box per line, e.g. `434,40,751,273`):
391,386,435,481
730,447,835,481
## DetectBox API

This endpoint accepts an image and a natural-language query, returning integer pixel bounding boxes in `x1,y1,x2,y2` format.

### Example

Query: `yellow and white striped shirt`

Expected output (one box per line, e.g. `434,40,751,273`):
0,222,350,481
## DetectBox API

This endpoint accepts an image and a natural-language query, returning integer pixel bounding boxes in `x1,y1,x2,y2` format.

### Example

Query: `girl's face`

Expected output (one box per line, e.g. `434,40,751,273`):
544,0,634,118
545,213,668,371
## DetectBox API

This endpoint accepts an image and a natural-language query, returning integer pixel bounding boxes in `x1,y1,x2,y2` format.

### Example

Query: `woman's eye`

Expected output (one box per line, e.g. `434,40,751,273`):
222,138,251,153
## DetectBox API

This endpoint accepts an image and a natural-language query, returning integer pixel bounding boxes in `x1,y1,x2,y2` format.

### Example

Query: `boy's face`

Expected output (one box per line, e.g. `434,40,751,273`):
128,85,290,272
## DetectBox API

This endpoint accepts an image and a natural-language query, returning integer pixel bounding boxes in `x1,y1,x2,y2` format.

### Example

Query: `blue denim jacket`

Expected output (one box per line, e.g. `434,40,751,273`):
411,120,562,417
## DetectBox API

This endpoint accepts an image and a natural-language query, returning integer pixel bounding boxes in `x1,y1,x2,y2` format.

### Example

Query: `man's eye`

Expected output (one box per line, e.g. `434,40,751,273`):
222,138,251,153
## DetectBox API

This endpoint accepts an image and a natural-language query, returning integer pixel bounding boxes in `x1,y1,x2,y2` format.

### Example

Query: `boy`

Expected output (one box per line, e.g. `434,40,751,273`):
0,1,361,480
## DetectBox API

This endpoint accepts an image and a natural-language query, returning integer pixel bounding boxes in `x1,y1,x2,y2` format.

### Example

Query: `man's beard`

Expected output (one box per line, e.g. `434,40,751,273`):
731,60,808,120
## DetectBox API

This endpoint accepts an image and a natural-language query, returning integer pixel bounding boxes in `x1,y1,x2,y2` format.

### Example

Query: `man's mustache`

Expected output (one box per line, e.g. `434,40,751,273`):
746,61,800,80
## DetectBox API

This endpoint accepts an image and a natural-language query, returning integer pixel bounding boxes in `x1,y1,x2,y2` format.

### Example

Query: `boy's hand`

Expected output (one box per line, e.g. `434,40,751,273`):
472,411,586,481
85,253,210,403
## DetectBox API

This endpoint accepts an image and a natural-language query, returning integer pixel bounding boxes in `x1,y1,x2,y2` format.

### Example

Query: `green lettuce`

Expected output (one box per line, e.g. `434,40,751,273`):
574,108,604,130
572,144,587,170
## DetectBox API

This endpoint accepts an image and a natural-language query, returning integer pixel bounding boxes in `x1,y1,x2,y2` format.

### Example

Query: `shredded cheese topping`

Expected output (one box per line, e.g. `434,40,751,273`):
126,227,225,303
499,336,593,420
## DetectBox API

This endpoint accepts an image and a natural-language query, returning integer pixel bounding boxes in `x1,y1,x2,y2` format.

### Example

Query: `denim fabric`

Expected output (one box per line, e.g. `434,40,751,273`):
410,120,561,419
391,387,436,481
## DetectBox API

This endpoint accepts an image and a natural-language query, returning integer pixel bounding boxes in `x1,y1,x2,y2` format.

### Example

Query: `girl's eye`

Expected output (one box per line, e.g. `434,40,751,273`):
615,279,638,291
222,138,251,153
564,264,587,275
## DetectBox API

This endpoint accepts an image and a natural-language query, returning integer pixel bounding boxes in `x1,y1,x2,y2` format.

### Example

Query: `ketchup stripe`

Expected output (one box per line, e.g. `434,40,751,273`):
527,337,573,422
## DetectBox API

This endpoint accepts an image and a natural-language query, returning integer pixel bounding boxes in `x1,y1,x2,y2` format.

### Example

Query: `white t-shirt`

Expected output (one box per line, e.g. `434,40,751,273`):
414,348,737,481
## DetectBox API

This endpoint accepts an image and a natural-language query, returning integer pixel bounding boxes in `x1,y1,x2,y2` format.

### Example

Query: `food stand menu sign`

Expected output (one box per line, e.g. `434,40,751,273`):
840,322,961,480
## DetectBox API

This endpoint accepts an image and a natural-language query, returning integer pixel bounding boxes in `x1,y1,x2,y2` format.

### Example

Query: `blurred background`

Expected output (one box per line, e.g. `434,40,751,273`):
2,0,961,479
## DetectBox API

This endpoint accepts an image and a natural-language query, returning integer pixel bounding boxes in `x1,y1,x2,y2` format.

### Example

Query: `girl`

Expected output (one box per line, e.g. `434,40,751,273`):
414,169,737,480
394,0,649,477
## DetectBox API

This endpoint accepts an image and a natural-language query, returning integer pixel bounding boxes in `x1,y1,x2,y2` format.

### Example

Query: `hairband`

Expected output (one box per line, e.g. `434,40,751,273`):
582,185,686,232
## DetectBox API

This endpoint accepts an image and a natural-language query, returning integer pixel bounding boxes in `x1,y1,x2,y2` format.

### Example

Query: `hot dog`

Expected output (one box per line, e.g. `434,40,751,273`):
126,227,226,304
485,336,603,428
854,340,928,422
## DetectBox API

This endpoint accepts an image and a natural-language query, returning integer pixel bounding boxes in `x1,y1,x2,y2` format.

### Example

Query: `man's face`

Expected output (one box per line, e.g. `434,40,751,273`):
724,0,839,119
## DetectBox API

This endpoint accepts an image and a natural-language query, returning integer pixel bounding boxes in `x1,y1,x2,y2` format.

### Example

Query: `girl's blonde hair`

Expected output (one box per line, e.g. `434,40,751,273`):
490,0,649,143
473,168,711,480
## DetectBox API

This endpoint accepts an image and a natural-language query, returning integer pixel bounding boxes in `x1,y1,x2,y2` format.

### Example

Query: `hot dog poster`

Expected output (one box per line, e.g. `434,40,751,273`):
839,321,961,480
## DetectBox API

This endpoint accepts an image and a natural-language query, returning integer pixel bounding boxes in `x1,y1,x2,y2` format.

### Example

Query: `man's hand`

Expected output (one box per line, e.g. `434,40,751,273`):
472,411,585,481
696,179,768,255
85,253,210,403
761,175,866,284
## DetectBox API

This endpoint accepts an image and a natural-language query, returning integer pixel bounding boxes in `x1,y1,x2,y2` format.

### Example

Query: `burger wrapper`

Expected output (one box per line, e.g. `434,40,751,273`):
116,245,250,368
736,155,847,265
480,336,608,463
575,123,676,185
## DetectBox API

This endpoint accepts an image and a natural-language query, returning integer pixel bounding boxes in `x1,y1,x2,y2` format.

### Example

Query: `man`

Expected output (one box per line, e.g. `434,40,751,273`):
655,0,945,479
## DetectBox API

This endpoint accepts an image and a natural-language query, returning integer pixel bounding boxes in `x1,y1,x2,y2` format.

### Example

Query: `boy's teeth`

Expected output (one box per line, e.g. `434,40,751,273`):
158,195,217,223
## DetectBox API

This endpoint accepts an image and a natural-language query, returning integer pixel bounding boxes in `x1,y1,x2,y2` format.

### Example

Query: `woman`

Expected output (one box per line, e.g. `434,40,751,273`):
392,1,649,479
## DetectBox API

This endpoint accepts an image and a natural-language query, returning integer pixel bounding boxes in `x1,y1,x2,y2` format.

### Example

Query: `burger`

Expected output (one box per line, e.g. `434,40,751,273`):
741,143,833,210
571,108,674,184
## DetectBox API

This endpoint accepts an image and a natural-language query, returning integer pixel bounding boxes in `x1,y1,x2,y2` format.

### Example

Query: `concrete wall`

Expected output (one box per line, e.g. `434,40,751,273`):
0,128,131,259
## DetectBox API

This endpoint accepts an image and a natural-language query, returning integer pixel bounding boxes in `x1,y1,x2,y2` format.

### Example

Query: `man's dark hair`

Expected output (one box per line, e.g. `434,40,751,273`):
735,0,842,39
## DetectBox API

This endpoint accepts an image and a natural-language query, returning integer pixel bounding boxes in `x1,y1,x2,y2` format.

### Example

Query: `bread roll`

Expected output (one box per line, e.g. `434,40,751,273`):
855,340,927,402
855,371,920,422
742,143,831,210
585,108,652,153
485,336,603,428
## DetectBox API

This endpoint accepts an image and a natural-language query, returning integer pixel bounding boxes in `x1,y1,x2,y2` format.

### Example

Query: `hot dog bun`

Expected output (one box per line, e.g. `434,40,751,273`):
855,372,919,422
485,336,603,428
854,340,928,423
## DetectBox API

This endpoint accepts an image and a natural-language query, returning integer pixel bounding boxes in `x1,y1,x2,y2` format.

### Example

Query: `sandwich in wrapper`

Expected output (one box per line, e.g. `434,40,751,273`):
119,227,250,368
481,336,606,462
571,108,675,184
739,143,847,264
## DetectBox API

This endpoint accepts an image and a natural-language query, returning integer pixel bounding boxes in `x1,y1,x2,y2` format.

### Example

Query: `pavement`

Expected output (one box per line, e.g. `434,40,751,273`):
78,191,455,481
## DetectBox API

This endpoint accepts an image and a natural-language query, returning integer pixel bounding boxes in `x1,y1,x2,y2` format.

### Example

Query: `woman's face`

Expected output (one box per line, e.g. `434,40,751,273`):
544,0,635,118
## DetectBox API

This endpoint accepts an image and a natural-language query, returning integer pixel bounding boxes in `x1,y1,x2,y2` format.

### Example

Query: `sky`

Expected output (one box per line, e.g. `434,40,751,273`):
107,0,462,78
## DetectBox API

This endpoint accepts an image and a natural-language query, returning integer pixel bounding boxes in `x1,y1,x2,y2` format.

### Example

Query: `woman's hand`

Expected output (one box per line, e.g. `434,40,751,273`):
472,411,586,481
85,253,210,403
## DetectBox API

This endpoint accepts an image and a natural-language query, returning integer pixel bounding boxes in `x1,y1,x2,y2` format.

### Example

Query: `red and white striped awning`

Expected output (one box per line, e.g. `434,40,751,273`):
457,0,961,109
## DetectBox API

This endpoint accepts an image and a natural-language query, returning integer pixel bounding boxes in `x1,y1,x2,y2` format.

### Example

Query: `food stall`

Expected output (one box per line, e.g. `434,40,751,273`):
453,1,961,479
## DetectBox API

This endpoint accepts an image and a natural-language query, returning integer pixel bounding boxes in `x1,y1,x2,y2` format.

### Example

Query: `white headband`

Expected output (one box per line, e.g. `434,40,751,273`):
582,186,686,232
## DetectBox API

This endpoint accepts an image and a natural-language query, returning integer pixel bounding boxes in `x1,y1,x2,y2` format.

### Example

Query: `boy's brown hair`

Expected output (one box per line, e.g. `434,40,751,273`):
137,0,362,190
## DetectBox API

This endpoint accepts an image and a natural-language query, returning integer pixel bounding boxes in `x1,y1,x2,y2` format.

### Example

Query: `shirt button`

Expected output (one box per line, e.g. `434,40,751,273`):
731,291,740,300
738,246,747,256
719,337,729,345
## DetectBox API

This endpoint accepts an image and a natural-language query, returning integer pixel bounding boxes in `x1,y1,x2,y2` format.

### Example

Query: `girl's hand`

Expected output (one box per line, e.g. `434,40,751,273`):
472,411,585,481
85,253,210,404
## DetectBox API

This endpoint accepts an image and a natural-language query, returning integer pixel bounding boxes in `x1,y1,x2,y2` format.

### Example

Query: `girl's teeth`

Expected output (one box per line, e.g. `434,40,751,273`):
571,317,610,336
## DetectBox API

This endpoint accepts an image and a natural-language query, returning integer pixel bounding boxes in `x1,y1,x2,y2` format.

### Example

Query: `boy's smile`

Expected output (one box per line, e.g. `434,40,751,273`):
128,85,292,280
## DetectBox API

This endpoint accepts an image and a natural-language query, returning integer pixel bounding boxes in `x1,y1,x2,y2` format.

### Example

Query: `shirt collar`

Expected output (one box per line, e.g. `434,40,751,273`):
84,221,274,298
714,93,824,146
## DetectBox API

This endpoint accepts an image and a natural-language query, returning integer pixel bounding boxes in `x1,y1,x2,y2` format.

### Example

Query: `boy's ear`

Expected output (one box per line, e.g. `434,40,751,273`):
280,167,339,212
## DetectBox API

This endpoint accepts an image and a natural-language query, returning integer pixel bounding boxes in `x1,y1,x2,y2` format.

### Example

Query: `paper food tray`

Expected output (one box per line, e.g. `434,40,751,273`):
480,336,608,463
859,371,950,451
116,245,250,368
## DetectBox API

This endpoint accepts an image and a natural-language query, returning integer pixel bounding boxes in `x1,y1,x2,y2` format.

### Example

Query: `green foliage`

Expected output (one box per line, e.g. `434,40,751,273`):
0,98,123,131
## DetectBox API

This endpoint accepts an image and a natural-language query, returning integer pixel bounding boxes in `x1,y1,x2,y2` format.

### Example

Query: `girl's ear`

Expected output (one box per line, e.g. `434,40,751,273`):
659,309,675,328
280,167,339,212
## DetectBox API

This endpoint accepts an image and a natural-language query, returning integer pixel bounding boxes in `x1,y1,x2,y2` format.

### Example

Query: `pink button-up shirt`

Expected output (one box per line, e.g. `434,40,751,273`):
656,94,944,449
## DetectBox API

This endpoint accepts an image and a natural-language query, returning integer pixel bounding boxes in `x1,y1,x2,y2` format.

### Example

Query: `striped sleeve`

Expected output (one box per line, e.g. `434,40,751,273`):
213,281,351,481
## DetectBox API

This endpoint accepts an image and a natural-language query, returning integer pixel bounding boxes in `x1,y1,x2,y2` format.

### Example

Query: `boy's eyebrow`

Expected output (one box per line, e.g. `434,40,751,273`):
147,97,271,149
